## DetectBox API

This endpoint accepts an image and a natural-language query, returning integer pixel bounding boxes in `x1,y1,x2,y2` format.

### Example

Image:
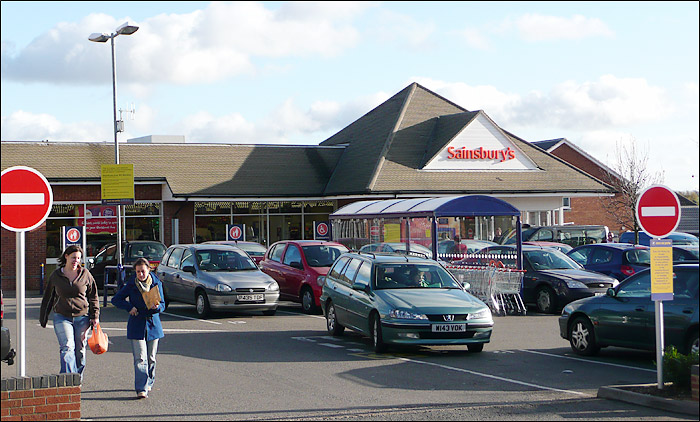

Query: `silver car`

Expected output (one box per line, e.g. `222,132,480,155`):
157,244,280,317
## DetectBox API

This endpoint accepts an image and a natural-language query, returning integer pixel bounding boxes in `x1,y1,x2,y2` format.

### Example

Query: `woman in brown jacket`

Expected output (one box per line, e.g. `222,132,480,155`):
40,245,100,376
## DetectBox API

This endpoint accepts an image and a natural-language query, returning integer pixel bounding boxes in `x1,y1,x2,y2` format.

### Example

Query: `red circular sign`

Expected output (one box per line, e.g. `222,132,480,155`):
66,228,81,242
635,185,681,238
1,166,54,232
229,226,242,240
316,223,328,236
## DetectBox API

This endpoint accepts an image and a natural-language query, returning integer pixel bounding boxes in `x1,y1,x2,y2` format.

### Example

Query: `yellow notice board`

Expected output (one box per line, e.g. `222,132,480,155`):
101,164,134,205
384,224,401,242
650,238,673,301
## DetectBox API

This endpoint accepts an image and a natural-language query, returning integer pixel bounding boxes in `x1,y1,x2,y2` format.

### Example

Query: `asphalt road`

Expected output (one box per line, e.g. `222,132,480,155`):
1,293,694,421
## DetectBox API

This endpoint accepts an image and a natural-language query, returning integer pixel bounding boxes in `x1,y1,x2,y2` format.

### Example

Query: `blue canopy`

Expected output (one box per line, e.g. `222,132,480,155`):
330,195,520,219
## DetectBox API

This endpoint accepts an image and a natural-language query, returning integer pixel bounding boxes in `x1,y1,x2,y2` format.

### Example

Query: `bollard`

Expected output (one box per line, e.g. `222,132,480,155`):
39,263,45,295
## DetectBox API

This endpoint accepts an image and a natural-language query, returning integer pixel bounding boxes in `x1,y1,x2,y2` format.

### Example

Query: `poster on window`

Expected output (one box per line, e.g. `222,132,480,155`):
78,205,118,234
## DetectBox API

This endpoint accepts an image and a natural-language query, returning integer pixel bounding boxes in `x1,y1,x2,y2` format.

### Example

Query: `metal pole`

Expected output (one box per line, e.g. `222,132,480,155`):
110,34,123,269
655,300,665,389
16,231,26,376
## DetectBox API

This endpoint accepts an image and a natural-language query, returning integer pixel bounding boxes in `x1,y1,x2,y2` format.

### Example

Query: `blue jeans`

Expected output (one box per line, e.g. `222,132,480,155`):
52,314,91,375
131,339,159,393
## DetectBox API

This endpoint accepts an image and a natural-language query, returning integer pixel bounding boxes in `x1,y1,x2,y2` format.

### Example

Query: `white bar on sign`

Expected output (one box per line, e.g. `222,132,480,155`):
1,193,45,206
641,206,676,217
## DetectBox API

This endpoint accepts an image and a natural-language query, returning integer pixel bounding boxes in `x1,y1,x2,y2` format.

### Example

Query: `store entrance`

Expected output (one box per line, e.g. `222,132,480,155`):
268,215,302,244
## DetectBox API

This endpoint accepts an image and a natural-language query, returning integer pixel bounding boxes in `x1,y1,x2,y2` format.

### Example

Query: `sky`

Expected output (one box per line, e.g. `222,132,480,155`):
2,1,698,191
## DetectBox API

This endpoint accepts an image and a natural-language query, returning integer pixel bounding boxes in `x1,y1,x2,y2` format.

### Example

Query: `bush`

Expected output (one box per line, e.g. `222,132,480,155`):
662,345,699,391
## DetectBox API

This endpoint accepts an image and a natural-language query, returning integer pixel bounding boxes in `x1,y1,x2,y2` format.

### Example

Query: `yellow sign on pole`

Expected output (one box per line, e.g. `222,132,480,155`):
101,164,134,205
650,238,673,301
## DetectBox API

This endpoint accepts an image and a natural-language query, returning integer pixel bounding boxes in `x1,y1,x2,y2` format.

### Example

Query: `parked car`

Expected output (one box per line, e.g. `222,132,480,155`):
567,244,650,281
259,240,348,313
157,244,279,318
559,263,699,356
523,241,573,254
320,252,493,353
502,225,610,248
359,242,433,258
88,240,167,289
618,231,699,247
437,239,497,260
203,241,268,264
673,245,700,262
1,289,16,365
462,245,619,314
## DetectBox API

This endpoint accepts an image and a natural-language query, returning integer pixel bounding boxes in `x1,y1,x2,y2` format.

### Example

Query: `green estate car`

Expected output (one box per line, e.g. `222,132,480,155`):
559,263,699,356
320,252,493,353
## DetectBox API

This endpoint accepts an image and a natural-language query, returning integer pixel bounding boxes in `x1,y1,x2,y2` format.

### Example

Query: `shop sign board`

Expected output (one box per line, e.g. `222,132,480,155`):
226,224,245,241
314,221,330,240
62,226,86,253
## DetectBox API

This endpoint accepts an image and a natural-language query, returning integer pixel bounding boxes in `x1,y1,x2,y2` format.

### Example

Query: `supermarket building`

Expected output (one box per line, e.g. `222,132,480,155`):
1,83,613,290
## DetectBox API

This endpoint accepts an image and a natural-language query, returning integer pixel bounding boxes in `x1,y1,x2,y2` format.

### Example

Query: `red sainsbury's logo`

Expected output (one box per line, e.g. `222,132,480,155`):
447,146,515,162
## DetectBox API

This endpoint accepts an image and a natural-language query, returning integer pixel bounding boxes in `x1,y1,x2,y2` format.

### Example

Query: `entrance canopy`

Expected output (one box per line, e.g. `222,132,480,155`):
331,195,523,268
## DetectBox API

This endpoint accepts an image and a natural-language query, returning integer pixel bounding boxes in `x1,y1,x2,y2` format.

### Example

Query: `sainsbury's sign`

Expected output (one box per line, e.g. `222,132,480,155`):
447,146,516,162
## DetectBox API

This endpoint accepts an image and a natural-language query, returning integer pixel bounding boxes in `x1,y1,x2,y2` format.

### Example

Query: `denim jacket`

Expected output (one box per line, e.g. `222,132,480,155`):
111,273,165,341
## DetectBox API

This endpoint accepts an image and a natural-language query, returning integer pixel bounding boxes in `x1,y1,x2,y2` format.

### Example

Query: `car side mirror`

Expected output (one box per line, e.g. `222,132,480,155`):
606,287,616,297
462,281,471,290
352,282,370,294
182,265,196,274
290,261,304,270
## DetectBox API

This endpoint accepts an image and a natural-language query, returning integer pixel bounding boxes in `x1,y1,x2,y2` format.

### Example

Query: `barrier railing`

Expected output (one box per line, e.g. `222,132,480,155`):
102,265,133,307
445,261,526,316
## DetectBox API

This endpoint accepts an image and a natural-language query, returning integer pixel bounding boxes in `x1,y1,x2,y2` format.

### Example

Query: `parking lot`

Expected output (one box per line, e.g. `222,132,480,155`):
1,294,694,421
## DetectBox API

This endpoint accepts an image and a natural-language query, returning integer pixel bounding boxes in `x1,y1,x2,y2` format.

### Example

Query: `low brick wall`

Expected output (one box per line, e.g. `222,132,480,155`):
692,364,699,402
1,373,81,421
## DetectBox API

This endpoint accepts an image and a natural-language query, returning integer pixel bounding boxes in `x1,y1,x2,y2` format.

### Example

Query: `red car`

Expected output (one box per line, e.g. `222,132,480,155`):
203,241,268,265
259,240,348,313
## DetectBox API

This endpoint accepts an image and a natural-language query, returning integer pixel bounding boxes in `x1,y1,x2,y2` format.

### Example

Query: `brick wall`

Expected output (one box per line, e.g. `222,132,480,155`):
1,373,81,421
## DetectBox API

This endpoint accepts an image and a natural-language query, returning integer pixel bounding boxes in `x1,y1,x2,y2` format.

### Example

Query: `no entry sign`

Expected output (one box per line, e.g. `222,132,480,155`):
636,185,681,238
1,166,54,232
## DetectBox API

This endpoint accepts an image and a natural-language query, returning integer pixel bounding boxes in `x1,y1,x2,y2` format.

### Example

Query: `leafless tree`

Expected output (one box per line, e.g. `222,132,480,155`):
599,138,664,244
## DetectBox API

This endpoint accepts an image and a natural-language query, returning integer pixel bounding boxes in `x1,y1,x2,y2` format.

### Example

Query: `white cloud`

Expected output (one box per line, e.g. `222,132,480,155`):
514,14,614,42
366,9,436,50
1,110,109,141
1,2,368,85
458,27,491,50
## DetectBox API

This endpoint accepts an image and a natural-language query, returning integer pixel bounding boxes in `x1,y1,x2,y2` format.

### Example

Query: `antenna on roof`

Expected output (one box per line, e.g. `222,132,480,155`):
117,103,135,133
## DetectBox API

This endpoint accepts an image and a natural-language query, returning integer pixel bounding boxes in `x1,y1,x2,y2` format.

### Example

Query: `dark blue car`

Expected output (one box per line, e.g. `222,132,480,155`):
567,244,650,281
618,231,698,247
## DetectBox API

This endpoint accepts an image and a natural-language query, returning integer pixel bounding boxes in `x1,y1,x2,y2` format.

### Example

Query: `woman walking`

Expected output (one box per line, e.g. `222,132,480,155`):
111,257,165,399
40,245,100,377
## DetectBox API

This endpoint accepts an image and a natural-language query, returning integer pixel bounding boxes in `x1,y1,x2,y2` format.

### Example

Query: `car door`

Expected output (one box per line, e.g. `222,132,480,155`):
325,257,352,323
281,244,305,298
594,271,654,348
178,248,199,303
661,268,699,350
344,260,373,332
164,247,186,301
260,243,287,293
585,247,615,277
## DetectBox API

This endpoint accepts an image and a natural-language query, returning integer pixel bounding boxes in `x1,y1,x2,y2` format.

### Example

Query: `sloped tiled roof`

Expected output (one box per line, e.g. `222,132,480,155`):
0,142,344,197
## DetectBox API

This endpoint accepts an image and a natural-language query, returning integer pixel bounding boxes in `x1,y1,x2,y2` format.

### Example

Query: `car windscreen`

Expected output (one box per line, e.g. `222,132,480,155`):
196,249,257,271
524,249,581,270
505,227,538,244
238,243,267,256
302,245,349,267
128,243,166,261
668,233,699,246
374,263,462,289
624,249,651,265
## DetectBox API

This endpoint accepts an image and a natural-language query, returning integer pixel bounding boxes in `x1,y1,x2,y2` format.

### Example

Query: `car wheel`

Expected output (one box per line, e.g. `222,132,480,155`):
686,332,699,355
195,290,211,318
371,313,387,353
535,286,557,314
325,302,345,336
467,343,484,353
568,317,600,356
300,287,317,314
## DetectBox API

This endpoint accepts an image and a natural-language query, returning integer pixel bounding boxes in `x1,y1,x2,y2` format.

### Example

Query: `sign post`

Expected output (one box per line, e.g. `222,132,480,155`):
636,185,681,390
1,166,54,377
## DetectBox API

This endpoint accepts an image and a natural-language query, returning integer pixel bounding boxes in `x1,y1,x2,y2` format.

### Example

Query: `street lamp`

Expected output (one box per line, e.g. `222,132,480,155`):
89,22,139,270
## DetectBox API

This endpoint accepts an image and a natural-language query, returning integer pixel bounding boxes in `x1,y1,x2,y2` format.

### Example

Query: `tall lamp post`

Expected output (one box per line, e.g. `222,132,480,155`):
89,22,138,272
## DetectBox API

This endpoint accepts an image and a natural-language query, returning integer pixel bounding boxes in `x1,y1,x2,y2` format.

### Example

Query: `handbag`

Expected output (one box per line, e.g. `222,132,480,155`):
88,322,109,355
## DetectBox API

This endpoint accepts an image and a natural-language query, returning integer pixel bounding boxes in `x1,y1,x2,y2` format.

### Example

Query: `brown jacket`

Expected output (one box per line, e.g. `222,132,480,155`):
39,266,100,327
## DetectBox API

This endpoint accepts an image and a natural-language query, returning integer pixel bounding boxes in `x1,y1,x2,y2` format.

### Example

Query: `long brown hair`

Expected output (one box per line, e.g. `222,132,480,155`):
58,245,84,267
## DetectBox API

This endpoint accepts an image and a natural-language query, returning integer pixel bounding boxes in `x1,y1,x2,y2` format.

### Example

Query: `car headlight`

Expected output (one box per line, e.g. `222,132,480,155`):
467,308,492,321
389,309,428,320
216,283,232,292
266,281,279,291
564,279,587,289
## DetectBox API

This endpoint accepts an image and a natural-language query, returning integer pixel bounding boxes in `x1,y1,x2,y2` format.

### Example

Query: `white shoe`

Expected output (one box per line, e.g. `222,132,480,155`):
137,391,148,399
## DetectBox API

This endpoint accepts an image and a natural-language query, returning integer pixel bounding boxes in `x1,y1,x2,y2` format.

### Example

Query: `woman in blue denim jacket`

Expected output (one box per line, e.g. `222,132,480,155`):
111,257,165,399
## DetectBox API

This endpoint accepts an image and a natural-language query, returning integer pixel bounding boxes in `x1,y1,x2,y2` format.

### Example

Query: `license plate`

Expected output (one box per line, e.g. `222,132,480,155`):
432,323,467,333
237,294,264,302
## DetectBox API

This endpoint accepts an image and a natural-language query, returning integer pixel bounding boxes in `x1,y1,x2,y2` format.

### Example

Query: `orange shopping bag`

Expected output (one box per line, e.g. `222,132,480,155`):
88,322,109,355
